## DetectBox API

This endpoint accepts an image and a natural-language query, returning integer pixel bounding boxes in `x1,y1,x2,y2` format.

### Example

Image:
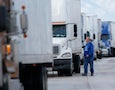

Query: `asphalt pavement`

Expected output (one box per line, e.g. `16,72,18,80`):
9,57,115,90
48,57,115,90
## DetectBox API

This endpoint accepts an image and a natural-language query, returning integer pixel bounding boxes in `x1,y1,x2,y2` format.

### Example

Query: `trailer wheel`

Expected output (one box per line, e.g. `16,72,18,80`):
20,64,47,90
94,57,97,60
0,72,9,90
112,48,115,57
58,70,63,76
0,61,9,90
65,69,72,76
73,55,80,73
3,74,9,90
40,66,47,90
98,54,102,59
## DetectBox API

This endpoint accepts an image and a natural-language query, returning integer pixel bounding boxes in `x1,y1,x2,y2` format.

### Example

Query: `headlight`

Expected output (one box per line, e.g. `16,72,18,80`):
61,52,71,57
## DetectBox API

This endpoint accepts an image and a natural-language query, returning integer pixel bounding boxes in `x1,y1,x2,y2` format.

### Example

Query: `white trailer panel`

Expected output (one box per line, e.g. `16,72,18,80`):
12,0,52,64
110,22,115,48
52,0,67,22
81,14,101,59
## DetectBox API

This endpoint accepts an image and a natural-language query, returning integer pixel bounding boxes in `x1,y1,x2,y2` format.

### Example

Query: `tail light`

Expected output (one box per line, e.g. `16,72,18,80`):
6,44,11,55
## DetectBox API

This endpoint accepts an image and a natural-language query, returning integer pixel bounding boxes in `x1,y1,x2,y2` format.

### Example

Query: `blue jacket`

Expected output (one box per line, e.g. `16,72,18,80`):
84,41,94,58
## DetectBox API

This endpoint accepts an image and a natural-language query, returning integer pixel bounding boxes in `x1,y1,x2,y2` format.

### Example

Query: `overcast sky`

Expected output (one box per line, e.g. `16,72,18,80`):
81,0,115,21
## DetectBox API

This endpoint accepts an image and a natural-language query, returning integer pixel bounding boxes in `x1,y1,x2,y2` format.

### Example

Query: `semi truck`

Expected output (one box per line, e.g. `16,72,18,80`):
101,21,115,56
1,0,52,90
101,21,111,56
96,19,102,59
52,0,82,76
110,22,115,56
81,13,96,58
81,13,102,61
0,0,13,89
85,15,98,60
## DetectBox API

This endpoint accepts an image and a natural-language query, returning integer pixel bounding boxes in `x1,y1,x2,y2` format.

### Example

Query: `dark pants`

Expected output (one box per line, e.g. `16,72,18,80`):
84,57,94,74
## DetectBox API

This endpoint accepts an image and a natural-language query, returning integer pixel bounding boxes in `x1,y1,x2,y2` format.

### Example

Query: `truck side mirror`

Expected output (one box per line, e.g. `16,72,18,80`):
86,31,90,37
74,24,77,37
0,6,7,32
93,34,96,40
84,33,86,40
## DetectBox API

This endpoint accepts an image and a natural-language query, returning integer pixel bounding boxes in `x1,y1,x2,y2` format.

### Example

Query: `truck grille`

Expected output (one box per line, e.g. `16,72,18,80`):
53,46,59,54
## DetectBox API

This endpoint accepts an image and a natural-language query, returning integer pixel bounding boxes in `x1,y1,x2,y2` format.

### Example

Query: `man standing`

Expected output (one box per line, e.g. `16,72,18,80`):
82,37,94,76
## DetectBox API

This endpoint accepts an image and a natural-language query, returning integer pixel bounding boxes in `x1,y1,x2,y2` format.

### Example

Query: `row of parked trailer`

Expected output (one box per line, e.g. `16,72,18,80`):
81,14,115,58
100,21,115,57
0,0,115,90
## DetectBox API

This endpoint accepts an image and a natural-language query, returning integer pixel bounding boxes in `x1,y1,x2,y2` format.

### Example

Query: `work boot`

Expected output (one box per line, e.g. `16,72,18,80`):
91,73,94,76
82,73,87,76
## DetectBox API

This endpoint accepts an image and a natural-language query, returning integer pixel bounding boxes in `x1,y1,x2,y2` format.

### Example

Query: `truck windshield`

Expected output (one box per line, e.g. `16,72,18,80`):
101,34,109,40
53,25,66,37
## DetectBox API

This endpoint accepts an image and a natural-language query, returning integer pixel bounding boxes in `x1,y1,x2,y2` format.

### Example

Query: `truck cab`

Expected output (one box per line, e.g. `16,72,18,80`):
101,22,111,56
52,0,82,76
52,23,73,76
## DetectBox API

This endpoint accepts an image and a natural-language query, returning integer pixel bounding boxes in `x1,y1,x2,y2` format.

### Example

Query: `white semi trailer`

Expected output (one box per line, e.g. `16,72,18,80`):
100,21,115,56
52,0,82,76
81,13,96,59
85,15,97,60
81,13,102,60
96,19,102,59
0,0,12,89
1,0,52,90
109,22,115,56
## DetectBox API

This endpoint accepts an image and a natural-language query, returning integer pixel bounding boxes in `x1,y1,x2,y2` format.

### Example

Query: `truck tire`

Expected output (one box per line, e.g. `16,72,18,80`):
97,50,102,59
94,56,97,60
97,53,102,59
73,55,81,73
40,66,47,90
98,53,102,59
98,55,102,59
65,68,73,76
3,74,9,90
0,74,9,90
58,68,72,76
58,70,63,76
0,61,9,90
19,64,47,90
65,69,72,76
111,47,114,56
58,69,72,76
57,60,73,76
112,48,115,57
